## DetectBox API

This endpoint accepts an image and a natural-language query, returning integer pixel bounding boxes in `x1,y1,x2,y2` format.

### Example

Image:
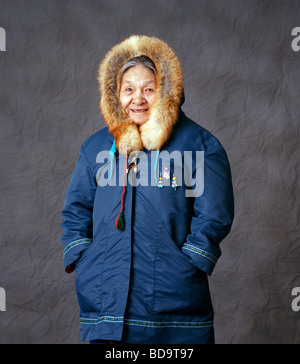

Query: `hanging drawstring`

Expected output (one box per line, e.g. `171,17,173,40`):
109,139,116,180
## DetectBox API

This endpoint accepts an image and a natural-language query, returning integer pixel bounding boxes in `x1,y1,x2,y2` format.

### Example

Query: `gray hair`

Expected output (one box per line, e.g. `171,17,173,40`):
120,56,157,80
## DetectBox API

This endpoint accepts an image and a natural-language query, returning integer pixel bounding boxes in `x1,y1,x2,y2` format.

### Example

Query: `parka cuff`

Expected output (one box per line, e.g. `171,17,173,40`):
182,243,219,276
63,238,92,273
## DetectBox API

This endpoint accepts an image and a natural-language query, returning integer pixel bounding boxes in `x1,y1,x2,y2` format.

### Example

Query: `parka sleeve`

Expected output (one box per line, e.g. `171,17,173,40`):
182,142,234,275
61,145,97,273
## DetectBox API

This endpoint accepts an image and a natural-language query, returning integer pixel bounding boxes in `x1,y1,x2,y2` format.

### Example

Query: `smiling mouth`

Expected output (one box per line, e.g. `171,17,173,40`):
130,109,149,113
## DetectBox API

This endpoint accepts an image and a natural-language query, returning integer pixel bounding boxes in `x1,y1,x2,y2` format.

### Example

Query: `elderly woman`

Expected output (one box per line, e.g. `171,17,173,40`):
61,35,234,344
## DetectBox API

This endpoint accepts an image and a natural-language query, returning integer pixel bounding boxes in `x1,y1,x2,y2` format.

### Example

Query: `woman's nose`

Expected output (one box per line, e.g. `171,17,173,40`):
132,91,145,104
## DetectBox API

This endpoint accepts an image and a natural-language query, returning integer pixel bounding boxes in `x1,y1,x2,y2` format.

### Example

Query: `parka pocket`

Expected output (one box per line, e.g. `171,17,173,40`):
152,222,212,315
160,223,194,269
75,223,107,313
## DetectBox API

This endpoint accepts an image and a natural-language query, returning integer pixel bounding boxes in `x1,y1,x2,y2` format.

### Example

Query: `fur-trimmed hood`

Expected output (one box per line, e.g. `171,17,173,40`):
98,35,183,154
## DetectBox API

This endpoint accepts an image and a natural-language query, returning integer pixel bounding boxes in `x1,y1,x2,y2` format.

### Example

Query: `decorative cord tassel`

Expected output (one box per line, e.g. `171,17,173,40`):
115,212,124,231
115,154,128,231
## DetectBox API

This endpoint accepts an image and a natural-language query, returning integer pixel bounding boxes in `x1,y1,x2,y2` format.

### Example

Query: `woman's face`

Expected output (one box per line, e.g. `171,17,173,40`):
119,64,156,126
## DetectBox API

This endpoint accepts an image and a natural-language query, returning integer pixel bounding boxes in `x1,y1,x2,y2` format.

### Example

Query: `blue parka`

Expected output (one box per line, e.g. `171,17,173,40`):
61,36,234,344
61,113,234,343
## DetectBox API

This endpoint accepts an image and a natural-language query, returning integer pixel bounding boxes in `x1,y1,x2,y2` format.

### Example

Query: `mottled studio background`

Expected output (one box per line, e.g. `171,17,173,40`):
0,0,299,344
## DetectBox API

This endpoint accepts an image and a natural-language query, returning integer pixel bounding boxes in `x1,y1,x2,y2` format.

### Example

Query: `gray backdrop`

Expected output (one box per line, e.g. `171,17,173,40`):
0,0,299,344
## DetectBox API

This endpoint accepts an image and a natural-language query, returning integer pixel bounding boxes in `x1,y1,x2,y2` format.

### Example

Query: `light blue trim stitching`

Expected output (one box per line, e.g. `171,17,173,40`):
80,316,213,328
63,238,92,257
182,243,217,264
124,319,213,328
80,316,123,325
